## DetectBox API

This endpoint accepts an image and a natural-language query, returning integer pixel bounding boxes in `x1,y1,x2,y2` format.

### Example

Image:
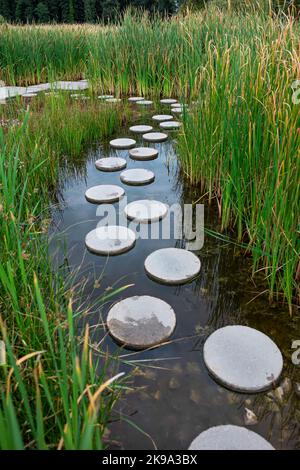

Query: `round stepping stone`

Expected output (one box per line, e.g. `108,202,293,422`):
171,102,188,108
125,200,168,223
128,96,144,102
145,248,201,285
105,98,121,103
98,94,114,99
172,107,185,114
85,185,125,204
107,296,176,349
120,169,155,186
152,114,174,122
188,426,274,450
129,125,153,134
129,147,159,161
95,157,127,172
159,121,181,130
110,138,136,150
160,98,177,104
85,225,136,255
22,92,37,98
203,325,283,393
143,132,168,143
136,100,153,105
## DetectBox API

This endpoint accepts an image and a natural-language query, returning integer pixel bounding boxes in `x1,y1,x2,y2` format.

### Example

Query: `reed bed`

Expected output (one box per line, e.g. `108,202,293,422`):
0,96,127,449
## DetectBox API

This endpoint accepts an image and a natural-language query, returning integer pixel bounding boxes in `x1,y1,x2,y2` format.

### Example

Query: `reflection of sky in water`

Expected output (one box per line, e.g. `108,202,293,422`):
49,108,300,450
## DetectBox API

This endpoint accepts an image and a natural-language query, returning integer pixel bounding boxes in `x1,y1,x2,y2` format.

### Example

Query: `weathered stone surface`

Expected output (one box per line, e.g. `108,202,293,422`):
188,426,275,450
125,199,168,223
144,248,201,285
85,225,136,255
203,325,283,393
110,138,136,149
129,147,159,161
160,98,178,104
95,157,127,172
142,132,168,143
120,169,155,186
107,296,176,349
128,97,144,102
159,121,181,130
152,114,174,122
85,185,125,204
129,125,153,134
136,100,153,105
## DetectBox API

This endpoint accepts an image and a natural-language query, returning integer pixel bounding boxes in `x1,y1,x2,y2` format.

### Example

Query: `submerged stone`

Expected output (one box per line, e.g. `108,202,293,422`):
85,225,136,255
129,147,159,161
85,185,125,204
129,125,153,134
142,132,168,143
107,296,176,349
144,248,201,285
188,426,274,450
152,114,174,122
110,138,136,149
128,97,144,102
159,121,181,130
124,199,168,223
203,325,283,393
95,157,127,172
120,169,155,186
136,100,153,105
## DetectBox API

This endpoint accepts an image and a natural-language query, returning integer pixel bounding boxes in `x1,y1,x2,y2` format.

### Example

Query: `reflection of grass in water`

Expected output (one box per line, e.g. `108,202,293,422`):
0,97,130,449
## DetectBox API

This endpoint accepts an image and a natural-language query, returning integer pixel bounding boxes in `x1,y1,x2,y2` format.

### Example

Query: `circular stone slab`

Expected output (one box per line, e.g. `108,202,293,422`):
129,147,159,161
142,132,168,143
152,114,174,122
95,157,127,172
107,296,176,349
120,169,155,186
172,107,185,114
125,200,168,223
85,225,136,255
128,96,144,102
160,98,178,104
188,426,274,450
110,138,136,149
129,125,153,134
159,121,181,130
98,94,114,99
105,98,121,103
145,248,201,285
171,102,188,108
136,100,153,105
85,185,125,204
203,325,283,393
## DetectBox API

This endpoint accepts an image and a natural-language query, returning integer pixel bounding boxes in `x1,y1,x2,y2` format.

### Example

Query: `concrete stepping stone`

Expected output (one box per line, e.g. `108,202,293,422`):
188,426,274,450
120,169,155,186
136,100,153,105
95,157,127,172
107,296,176,349
85,185,125,204
160,98,178,104
171,102,188,108
159,121,181,130
125,200,168,223
22,92,38,98
129,125,153,134
145,248,201,285
98,94,114,99
105,98,121,103
128,97,144,102
203,325,283,393
152,114,174,122
85,225,136,255
172,107,186,114
129,147,159,161
110,138,136,149
143,132,168,143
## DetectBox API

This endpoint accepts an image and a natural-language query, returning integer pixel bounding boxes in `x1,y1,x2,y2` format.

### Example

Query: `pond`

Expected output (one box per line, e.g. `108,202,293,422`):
49,100,300,450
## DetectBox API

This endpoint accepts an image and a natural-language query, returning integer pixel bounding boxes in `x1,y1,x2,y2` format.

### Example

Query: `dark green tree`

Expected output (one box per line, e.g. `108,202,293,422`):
35,2,50,22
84,0,96,21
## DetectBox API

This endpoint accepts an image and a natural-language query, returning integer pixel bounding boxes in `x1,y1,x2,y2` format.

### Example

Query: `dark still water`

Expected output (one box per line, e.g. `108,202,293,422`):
50,105,300,450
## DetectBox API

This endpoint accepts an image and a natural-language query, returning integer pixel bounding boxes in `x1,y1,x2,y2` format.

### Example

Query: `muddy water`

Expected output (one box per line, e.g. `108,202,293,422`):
50,104,300,450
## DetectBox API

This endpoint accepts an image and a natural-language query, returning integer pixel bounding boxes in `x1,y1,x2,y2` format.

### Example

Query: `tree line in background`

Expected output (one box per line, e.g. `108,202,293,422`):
0,0,300,23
